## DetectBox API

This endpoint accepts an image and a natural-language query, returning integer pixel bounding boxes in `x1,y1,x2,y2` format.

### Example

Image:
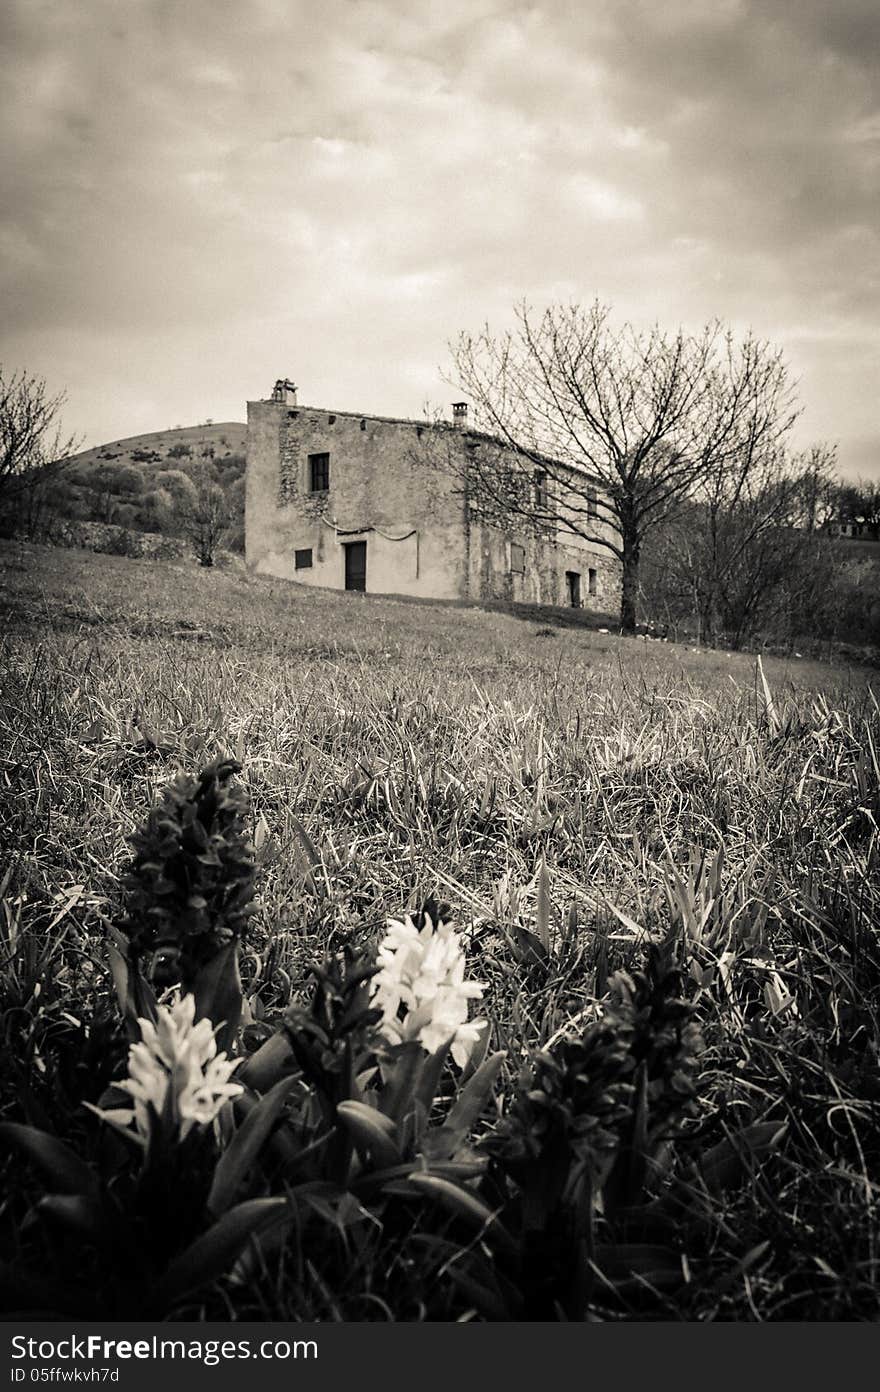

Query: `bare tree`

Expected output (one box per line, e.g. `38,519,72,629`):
836,477,880,539
787,444,840,532
0,367,78,528
446,301,799,632
647,444,839,647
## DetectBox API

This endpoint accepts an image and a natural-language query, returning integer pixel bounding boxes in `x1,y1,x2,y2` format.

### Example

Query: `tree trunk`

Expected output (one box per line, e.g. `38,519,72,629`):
620,531,640,634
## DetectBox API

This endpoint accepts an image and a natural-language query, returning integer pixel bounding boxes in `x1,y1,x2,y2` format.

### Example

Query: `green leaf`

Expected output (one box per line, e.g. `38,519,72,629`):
379,1041,430,1127
336,1101,401,1169
106,938,157,1041
237,1027,297,1093
715,1240,772,1294
459,1021,492,1084
412,1037,454,1118
445,1265,517,1321
700,1121,787,1196
0,1122,98,1198
208,1076,298,1216
290,816,322,869
592,1242,683,1292
423,1051,505,1161
106,940,131,1019
756,655,780,735
536,855,551,951
36,1193,110,1242
509,923,550,968
156,1198,290,1305
193,941,242,1053
83,1103,145,1151
405,1172,516,1255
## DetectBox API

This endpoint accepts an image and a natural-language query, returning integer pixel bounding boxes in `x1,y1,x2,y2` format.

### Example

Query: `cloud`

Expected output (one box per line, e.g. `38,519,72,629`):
0,0,877,477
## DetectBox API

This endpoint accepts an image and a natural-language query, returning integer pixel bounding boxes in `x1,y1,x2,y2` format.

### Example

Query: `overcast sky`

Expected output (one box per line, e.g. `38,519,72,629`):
2,0,878,478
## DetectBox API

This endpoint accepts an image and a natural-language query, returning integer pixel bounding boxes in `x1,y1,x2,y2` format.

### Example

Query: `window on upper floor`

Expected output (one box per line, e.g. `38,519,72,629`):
534,470,548,509
587,487,598,520
309,452,330,492
295,548,313,570
510,542,525,574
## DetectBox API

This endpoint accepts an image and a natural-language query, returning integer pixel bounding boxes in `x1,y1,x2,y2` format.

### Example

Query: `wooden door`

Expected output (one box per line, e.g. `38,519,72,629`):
344,540,367,592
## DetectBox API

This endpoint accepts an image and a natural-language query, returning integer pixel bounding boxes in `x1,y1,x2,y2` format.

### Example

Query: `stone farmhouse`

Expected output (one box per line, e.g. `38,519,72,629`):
245,379,620,611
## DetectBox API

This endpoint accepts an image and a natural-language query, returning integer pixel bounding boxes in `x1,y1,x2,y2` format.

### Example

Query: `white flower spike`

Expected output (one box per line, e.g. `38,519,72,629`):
91,992,242,1142
371,911,486,1068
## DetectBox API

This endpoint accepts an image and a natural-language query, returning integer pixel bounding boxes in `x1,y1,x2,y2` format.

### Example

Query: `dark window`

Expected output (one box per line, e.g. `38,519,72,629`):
510,543,525,574
295,548,313,570
534,470,548,508
328,414,336,425
360,418,367,431
309,452,330,491
587,488,598,520
588,567,597,596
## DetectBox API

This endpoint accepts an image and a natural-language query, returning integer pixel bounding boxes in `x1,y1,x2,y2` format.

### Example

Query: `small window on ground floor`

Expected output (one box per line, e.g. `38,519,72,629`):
294,548,313,569
588,567,597,596
510,542,525,574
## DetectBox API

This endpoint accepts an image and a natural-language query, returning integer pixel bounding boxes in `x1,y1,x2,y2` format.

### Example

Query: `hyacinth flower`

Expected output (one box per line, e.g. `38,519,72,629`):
371,911,486,1068
89,992,243,1145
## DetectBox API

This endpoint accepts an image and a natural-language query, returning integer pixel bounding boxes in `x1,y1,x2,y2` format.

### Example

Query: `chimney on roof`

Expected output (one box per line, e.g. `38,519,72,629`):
272,378,297,405
452,401,468,429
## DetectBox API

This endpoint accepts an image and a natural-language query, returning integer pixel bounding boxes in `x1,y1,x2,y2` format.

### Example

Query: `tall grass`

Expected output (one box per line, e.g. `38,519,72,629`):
1,542,878,1318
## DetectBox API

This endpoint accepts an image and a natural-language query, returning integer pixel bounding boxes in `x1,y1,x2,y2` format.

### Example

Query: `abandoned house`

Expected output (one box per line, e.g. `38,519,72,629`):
245,378,620,610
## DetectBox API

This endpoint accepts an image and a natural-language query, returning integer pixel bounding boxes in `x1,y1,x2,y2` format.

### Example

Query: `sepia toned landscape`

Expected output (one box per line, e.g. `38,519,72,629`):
2,0,879,1331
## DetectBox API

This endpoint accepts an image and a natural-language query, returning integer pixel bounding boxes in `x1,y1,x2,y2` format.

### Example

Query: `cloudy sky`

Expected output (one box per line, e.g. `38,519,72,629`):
2,0,878,477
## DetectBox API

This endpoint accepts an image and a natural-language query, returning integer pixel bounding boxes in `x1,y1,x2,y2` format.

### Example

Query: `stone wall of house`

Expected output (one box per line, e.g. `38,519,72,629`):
246,395,622,611
471,520,621,613
246,402,472,601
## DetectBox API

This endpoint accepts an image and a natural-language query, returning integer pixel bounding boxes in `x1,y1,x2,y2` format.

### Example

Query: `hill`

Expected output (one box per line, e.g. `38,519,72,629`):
26,421,249,557
67,420,246,474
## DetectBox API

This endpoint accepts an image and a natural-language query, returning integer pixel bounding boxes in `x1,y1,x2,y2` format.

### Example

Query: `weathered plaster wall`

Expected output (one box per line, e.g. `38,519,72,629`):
246,402,470,600
471,521,620,612
459,436,621,612
246,397,622,611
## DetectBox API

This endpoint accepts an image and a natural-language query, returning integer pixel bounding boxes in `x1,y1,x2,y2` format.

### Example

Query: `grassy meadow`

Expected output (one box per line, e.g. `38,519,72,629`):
1,539,879,1320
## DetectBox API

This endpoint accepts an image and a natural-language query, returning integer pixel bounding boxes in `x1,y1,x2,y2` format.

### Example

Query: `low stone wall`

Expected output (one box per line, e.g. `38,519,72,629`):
54,521,187,560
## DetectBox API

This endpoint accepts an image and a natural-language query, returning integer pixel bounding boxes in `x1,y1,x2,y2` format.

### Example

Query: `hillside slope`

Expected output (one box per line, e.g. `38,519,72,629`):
1,540,873,697
68,421,246,474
